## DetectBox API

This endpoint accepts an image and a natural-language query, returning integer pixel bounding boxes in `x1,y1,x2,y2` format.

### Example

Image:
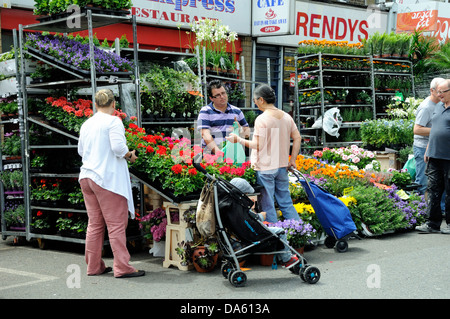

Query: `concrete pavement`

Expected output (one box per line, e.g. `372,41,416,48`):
1,227,450,301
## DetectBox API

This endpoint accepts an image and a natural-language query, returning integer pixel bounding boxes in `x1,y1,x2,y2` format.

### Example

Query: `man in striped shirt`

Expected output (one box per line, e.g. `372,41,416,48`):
197,80,250,154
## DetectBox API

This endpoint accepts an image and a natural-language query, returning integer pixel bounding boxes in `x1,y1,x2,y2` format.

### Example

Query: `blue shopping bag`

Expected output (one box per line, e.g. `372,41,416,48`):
299,179,356,240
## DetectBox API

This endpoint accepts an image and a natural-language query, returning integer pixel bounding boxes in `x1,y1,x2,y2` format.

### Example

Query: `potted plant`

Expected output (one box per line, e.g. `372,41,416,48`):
272,219,316,252
0,99,19,118
125,124,256,199
1,132,21,159
334,89,348,104
390,170,412,189
56,213,74,236
176,237,220,272
67,188,85,209
139,207,169,242
348,185,410,235
4,204,26,231
0,170,23,192
31,179,65,206
70,216,88,238
25,33,133,75
140,63,202,120
31,210,55,234
30,152,47,172
370,32,383,58
226,82,245,107
356,91,372,105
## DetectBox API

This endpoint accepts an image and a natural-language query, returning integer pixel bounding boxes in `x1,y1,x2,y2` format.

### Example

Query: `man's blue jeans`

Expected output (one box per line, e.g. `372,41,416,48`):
414,145,428,194
256,168,300,223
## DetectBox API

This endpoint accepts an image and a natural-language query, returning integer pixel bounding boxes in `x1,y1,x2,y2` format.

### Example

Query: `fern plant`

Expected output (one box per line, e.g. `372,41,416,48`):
425,41,450,71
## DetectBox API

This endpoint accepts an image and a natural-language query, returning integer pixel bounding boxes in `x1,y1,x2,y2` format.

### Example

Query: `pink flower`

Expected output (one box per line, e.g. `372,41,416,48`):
313,150,323,157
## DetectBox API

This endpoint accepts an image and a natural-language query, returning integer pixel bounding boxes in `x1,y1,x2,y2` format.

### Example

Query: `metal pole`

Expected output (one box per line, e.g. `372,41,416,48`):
87,9,96,113
202,46,208,105
196,45,202,99
16,26,31,240
132,14,141,127
240,55,246,108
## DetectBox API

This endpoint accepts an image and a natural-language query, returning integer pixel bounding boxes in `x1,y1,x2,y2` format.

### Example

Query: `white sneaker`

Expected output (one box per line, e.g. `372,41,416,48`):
441,224,450,234
415,223,440,233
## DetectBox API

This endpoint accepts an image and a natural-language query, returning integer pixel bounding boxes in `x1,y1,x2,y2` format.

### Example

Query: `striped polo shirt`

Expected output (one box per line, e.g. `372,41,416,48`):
197,102,249,148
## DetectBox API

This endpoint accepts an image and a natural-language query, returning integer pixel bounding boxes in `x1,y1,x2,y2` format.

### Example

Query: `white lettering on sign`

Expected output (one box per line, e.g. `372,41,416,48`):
412,10,434,29
261,26,281,33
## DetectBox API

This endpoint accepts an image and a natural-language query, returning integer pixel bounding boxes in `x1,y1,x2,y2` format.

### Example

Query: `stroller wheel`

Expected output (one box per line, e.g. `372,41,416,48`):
335,240,348,253
324,236,337,249
228,270,247,287
301,266,320,284
221,261,234,279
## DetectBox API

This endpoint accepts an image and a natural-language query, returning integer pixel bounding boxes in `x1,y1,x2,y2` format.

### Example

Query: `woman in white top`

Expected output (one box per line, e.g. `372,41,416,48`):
78,89,144,278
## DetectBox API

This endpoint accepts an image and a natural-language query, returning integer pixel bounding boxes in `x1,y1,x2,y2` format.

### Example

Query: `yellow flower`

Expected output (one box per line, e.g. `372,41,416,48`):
338,196,357,207
294,202,315,214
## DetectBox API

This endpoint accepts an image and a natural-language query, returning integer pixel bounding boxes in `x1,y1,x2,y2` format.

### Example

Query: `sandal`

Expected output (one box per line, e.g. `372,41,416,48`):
117,270,145,278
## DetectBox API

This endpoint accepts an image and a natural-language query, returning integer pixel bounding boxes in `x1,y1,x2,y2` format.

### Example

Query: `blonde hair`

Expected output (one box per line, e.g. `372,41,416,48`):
95,89,115,107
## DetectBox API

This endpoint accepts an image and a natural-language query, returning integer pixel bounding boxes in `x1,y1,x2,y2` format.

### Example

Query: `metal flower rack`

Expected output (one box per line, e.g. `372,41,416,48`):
5,9,141,247
294,52,414,149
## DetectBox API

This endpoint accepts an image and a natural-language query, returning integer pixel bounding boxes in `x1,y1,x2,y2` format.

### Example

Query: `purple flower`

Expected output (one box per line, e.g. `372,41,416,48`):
25,32,134,73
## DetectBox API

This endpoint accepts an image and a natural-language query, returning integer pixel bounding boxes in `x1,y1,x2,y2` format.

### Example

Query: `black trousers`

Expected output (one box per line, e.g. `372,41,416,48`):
425,157,450,229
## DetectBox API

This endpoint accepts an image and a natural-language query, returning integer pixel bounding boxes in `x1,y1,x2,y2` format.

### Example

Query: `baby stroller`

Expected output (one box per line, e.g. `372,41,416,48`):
193,159,320,287
289,168,360,253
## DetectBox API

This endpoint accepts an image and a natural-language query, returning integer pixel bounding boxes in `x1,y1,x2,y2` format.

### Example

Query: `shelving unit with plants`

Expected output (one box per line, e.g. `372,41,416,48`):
15,8,141,246
360,31,414,118
0,40,28,241
294,52,375,149
1,131,26,240
371,58,414,118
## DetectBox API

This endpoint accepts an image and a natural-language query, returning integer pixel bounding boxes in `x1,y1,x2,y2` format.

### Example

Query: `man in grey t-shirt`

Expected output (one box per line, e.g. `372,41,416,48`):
413,77,445,194
416,79,450,234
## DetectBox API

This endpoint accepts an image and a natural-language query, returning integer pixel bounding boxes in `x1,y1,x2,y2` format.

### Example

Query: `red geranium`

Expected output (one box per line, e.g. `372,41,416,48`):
171,164,183,174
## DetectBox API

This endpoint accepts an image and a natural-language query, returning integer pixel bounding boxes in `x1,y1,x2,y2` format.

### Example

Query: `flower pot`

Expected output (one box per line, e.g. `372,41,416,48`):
192,246,218,272
295,246,305,255
260,254,276,266
149,240,165,257
9,226,26,232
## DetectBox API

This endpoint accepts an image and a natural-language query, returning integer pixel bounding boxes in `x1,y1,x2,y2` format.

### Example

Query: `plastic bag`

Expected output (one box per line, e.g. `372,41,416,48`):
222,121,246,165
322,107,343,137
196,182,216,237
403,155,416,179
311,116,323,129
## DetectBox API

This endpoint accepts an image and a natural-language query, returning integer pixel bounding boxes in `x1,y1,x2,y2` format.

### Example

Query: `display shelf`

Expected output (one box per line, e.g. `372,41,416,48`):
0,34,27,240
28,116,79,141
14,10,142,246
294,52,414,149
129,167,200,205
120,47,196,62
